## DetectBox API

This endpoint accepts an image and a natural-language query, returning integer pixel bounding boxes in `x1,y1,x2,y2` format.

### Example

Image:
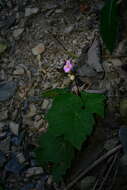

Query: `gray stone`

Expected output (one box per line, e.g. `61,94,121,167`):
9,121,19,136
13,28,24,39
32,43,45,56
20,184,34,190
16,153,25,164
25,167,43,177
0,81,17,101
77,64,97,77
13,66,25,75
87,39,103,73
5,158,23,174
25,7,39,17
80,176,96,190
0,136,10,153
41,99,50,110
64,25,74,34
104,138,119,151
0,110,8,121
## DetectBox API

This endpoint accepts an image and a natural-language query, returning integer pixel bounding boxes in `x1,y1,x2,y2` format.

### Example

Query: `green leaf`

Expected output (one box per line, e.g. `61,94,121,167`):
42,88,69,98
46,90,105,149
81,92,105,117
100,0,119,53
35,132,74,181
35,88,105,182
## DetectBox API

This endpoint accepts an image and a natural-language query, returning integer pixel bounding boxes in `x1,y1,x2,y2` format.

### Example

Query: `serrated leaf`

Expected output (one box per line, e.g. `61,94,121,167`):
46,90,105,149
100,0,119,53
36,88,105,181
82,92,105,117
35,132,74,180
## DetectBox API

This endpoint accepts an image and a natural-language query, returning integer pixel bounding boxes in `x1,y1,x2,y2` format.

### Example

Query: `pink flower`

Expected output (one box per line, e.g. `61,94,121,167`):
63,60,73,73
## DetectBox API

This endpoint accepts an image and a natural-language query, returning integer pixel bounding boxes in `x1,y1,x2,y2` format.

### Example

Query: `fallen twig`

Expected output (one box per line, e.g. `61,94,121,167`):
65,144,122,190
97,153,118,190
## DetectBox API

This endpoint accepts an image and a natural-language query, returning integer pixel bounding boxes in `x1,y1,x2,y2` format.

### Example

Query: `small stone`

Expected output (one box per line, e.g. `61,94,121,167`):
0,122,6,131
25,7,39,17
0,81,17,102
5,158,23,174
13,66,25,75
26,104,37,118
80,176,96,190
34,118,43,129
9,121,19,136
104,138,119,150
64,25,74,34
0,151,6,167
0,110,8,121
25,167,43,177
41,99,50,110
20,184,34,190
0,136,10,153
32,43,45,56
0,43,7,54
16,153,25,164
13,28,24,39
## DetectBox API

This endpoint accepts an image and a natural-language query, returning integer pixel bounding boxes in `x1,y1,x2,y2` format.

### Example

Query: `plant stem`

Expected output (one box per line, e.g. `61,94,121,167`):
74,78,85,108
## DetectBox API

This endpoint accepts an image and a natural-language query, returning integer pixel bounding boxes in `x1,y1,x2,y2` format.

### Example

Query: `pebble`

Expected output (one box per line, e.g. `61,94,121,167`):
25,7,39,17
80,176,96,190
0,110,8,121
5,158,24,174
41,99,50,110
26,104,37,118
13,28,24,39
0,136,10,153
0,122,6,131
0,81,17,102
9,121,19,136
25,167,43,177
32,43,45,56
20,184,34,190
13,66,25,75
104,138,119,151
64,25,74,34
16,153,26,164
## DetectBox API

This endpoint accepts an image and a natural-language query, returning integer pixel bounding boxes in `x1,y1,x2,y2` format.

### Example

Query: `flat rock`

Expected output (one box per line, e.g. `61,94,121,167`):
13,66,25,75
5,158,24,174
80,176,96,190
9,121,19,136
87,38,103,73
0,110,8,121
0,136,10,153
25,167,43,177
13,28,24,39
0,81,17,101
32,43,45,56
25,7,39,17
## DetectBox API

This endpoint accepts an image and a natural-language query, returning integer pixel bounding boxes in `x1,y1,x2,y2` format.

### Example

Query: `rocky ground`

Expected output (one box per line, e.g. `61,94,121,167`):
0,0,127,190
